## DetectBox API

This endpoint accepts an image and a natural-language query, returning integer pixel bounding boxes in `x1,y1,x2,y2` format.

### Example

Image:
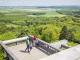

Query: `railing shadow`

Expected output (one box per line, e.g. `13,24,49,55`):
35,46,56,55
35,40,58,55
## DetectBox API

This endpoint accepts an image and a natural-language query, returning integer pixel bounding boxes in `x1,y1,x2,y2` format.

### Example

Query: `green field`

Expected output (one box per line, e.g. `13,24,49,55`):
0,8,65,17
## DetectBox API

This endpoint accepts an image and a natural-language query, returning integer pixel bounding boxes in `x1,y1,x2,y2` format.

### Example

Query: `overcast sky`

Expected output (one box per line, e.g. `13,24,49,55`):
0,0,80,6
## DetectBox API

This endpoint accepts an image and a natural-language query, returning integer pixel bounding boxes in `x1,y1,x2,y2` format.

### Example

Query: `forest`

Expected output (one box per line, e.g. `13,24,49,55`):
0,7,80,60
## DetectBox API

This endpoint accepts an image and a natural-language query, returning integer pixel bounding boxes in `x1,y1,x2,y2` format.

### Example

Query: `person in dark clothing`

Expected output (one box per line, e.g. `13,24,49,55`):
25,36,32,53
25,38,30,53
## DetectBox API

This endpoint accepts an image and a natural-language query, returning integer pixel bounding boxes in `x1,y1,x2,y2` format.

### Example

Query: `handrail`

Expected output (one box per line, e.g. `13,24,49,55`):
1,43,18,60
38,39,60,52
2,36,28,45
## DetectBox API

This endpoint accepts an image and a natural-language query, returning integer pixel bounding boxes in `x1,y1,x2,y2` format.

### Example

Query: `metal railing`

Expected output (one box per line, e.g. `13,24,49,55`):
37,39,60,54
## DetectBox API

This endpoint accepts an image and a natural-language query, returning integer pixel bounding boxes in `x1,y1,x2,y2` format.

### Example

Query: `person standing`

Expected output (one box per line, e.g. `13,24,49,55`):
25,37,30,53
25,36,33,53
32,35,37,47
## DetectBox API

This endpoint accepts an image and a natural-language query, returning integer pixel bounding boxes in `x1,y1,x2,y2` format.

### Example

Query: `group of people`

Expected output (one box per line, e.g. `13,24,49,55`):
25,35,37,53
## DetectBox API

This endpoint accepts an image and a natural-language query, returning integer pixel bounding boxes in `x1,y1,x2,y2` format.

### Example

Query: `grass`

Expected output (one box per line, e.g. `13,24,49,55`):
0,9,65,17
67,42,78,47
0,46,4,60
42,11,65,17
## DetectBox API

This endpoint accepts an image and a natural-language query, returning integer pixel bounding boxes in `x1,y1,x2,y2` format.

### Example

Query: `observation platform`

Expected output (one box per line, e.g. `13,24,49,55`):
0,36,60,60
7,43,48,60
0,36,72,60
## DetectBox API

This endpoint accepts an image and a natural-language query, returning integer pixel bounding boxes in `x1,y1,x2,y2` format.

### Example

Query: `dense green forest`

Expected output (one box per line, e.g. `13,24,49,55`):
0,9,80,41
0,8,80,60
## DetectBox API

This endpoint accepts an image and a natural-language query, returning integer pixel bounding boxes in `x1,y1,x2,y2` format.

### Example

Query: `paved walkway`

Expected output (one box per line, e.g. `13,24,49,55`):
8,43,48,60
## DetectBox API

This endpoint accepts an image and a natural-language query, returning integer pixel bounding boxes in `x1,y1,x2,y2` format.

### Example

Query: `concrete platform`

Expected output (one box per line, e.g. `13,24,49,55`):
7,43,48,60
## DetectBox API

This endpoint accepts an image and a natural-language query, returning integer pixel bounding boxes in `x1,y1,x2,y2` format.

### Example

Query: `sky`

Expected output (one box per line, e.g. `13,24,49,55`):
0,0,80,6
